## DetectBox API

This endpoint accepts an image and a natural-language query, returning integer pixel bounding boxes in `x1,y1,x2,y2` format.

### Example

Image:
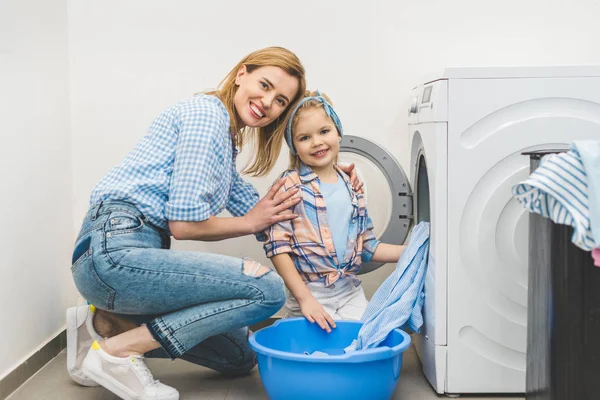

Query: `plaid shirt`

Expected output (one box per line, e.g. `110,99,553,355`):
264,163,380,287
90,95,259,230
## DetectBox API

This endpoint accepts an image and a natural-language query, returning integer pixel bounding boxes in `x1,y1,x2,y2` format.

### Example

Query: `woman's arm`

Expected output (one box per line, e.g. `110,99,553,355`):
338,163,364,192
169,216,252,241
370,243,406,264
169,177,301,241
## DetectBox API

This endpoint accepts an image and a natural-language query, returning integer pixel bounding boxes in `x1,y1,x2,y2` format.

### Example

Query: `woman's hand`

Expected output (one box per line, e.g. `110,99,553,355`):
299,295,336,333
244,177,301,234
338,163,364,193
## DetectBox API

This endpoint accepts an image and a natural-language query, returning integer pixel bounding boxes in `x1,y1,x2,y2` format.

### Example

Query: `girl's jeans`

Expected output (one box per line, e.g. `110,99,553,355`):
71,201,285,374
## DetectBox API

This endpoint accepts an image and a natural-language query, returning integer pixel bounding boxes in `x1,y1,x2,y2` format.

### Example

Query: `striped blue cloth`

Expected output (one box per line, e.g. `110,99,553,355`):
576,141,600,248
512,142,600,251
346,222,429,352
90,95,260,231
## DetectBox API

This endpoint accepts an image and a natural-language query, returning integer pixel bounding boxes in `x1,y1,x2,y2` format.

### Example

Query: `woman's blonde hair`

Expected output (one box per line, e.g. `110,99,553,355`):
288,90,340,170
206,47,306,177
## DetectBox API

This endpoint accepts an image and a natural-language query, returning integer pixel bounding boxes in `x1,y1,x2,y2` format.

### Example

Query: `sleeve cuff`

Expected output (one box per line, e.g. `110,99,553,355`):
264,241,293,258
164,201,211,222
361,239,381,263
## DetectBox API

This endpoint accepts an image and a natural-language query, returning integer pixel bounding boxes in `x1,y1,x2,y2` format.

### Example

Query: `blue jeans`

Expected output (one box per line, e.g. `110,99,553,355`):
71,201,286,374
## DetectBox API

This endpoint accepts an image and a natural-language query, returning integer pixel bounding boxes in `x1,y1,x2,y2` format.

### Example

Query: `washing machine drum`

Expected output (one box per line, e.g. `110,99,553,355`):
339,135,413,273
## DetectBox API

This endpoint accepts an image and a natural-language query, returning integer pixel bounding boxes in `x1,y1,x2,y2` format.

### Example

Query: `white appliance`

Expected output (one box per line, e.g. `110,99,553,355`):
409,66,600,394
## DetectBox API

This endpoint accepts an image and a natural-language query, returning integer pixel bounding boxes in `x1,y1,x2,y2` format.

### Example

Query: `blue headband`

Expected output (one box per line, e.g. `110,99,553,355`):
285,90,343,155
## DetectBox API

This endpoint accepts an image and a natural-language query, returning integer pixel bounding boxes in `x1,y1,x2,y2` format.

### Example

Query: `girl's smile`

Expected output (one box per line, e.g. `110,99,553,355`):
293,108,341,179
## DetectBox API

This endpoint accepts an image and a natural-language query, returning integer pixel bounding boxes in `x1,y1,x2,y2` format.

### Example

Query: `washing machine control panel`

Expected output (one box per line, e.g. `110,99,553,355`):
408,80,448,124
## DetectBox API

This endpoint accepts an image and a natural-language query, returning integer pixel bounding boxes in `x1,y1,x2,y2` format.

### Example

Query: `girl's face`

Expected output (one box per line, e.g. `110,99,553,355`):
292,108,341,173
234,65,299,129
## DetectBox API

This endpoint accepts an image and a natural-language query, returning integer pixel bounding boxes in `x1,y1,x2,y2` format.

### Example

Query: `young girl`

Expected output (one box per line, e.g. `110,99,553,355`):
264,91,406,332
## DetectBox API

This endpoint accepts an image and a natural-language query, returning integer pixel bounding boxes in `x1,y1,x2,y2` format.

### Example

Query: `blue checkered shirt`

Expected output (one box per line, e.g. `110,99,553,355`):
90,95,260,231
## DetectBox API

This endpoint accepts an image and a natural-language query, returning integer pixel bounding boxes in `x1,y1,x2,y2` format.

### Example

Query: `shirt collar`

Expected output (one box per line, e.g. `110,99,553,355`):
298,162,318,183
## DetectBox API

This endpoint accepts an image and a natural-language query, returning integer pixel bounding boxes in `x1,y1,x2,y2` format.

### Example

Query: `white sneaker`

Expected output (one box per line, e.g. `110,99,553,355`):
66,305,102,386
82,341,179,400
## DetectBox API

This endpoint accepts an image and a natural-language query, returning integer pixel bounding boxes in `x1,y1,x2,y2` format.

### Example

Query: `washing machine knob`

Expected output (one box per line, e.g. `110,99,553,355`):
409,95,419,114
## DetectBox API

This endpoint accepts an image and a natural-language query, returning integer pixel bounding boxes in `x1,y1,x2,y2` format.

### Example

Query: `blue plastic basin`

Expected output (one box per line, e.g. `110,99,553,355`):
249,318,411,400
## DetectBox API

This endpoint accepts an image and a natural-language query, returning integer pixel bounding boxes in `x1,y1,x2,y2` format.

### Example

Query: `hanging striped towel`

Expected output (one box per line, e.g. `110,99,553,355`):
575,141,600,248
512,143,597,251
345,222,429,352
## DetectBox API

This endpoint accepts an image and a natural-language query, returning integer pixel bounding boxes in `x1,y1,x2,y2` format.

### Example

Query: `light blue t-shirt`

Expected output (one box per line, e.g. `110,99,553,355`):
320,174,353,267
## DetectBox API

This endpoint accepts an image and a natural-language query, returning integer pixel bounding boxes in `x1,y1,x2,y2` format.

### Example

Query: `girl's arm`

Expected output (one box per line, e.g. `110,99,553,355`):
270,253,312,302
169,178,300,241
370,243,407,264
270,253,336,332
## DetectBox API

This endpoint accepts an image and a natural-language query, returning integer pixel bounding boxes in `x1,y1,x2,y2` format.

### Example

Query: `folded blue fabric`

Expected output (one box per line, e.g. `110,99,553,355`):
346,222,429,352
512,142,600,251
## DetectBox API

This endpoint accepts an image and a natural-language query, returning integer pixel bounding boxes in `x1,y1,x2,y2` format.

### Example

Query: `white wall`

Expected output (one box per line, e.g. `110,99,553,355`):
68,0,600,278
0,0,74,380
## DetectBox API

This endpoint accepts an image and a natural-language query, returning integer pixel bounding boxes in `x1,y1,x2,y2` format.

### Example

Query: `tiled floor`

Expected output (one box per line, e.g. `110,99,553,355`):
7,344,524,400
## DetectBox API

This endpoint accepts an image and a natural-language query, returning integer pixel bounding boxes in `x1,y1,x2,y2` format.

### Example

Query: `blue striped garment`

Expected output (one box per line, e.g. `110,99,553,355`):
575,141,600,248
512,143,596,251
90,95,260,230
346,222,429,352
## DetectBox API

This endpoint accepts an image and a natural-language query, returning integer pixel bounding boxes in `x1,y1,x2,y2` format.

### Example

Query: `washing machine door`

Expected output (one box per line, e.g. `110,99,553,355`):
339,135,413,275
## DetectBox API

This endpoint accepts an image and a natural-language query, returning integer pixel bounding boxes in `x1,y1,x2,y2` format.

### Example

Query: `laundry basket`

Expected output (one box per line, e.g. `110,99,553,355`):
249,318,411,400
525,150,600,399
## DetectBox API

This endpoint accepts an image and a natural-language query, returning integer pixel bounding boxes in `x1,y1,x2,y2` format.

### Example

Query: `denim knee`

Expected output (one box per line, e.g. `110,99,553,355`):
257,271,286,311
220,348,257,377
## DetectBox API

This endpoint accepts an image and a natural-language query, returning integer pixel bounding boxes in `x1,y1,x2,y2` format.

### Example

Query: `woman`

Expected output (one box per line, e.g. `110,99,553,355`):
66,47,360,400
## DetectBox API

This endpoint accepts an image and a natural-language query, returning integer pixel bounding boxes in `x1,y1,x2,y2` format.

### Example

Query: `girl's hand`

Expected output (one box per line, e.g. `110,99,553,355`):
299,296,336,333
338,163,364,193
244,177,301,234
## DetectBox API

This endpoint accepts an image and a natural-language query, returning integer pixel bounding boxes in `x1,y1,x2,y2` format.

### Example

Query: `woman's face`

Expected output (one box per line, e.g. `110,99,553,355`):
234,65,299,129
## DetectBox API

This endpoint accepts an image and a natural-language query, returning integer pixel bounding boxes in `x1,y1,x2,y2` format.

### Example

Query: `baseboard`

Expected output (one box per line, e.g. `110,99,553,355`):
0,330,66,399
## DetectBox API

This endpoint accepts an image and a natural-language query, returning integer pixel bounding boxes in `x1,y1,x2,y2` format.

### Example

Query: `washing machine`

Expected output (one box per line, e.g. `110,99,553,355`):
339,66,600,394
408,66,600,394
